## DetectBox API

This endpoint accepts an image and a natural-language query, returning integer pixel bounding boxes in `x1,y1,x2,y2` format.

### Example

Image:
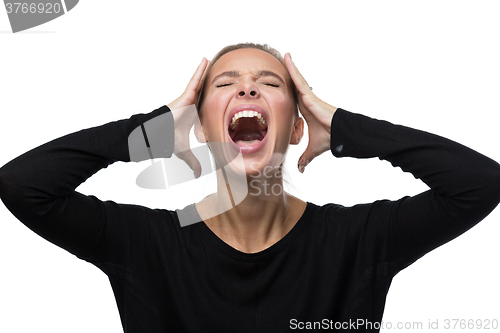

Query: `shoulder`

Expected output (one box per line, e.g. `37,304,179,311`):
99,200,184,246
307,199,402,231
306,200,401,266
90,200,186,264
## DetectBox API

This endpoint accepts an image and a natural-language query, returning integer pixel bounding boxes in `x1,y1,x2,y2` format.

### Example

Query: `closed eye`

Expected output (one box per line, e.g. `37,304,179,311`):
216,83,233,88
216,82,279,88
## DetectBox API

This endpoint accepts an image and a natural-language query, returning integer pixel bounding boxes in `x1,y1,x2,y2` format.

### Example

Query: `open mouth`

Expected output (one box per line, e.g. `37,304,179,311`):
228,110,268,147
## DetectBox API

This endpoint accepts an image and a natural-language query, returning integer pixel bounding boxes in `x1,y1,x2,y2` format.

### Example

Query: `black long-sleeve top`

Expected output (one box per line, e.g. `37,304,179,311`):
1,106,499,332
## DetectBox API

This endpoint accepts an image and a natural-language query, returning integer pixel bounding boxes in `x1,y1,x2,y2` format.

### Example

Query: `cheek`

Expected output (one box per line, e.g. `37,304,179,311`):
201,93,230,136
266,93,297,138
266,91,296,119
203,89,232,113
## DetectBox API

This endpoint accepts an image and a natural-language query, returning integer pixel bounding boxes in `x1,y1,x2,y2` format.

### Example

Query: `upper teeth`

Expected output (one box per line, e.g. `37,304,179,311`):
229,110,267,130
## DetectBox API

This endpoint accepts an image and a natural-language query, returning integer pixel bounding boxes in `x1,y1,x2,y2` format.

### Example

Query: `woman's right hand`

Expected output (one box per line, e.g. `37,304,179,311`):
168,58,209,111
167,58,209,178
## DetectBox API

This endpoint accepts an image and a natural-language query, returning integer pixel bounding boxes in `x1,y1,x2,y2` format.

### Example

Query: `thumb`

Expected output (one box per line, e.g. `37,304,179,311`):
175,149,202,179
298,145,317,173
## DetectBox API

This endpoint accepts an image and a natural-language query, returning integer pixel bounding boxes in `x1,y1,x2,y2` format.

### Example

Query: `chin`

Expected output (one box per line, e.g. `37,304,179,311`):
242,151,286,177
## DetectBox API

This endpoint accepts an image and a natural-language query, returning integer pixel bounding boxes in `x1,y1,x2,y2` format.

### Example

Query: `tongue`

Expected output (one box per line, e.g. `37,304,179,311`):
233,133,263,143
236,140,261,147
230,118,266,144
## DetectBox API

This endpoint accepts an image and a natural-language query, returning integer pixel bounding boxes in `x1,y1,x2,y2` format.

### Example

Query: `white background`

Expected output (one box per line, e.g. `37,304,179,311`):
1,1,499,332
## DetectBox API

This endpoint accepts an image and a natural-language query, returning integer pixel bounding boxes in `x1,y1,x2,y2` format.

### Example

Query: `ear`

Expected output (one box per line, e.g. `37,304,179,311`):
289,117,304,145
194,121,207,143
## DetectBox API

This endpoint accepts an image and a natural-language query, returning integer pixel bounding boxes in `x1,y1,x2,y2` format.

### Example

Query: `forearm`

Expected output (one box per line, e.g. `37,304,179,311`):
330,108,500,209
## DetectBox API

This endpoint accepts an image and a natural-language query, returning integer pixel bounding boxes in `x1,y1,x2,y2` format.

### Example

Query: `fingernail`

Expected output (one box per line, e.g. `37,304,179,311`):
298,160,304,173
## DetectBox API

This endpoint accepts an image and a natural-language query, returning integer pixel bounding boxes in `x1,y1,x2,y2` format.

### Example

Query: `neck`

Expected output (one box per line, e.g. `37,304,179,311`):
196,165,306,253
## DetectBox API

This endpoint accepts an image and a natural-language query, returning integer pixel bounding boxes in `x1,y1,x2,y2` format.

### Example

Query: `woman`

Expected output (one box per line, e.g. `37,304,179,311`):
1,43,499,332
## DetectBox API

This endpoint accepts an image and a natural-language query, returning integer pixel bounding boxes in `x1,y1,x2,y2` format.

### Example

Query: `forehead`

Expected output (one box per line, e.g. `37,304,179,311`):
209,48,288,80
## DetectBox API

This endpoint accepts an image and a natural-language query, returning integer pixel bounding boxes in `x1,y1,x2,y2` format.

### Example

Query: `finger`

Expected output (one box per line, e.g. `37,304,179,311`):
176,148,202,179
284,53,313,96
297,145,316,173
296,94,312,118
186,58,209,93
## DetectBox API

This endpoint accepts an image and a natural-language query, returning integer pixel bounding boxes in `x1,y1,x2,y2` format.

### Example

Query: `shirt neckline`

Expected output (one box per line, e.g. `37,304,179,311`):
197,202,315,262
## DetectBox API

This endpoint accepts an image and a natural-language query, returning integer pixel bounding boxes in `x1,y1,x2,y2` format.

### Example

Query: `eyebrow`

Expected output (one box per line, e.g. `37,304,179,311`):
211,70,285,85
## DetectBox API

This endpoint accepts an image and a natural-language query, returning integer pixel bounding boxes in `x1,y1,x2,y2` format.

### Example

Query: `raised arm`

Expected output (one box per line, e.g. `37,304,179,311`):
0,58,209,261
329,109,500,269
284,53,500,270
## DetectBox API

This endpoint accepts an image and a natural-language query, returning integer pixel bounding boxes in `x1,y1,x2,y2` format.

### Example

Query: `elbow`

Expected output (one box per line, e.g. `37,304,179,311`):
469,162,500,220
0,168,43,224
0,168,18,211
491,164,500,206
0,169,9,202
483,159,500,204
452,161,500,223
0,167,32,216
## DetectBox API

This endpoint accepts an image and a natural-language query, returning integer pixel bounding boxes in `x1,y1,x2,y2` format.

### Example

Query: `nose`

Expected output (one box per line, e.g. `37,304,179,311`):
236,82,259,99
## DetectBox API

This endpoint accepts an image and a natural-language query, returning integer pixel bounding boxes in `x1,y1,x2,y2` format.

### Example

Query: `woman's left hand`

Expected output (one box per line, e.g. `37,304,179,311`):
284,53,338,173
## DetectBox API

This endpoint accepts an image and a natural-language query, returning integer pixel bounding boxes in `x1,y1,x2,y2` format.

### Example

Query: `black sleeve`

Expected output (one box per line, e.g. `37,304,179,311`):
330,108,500,271
0,105,173,262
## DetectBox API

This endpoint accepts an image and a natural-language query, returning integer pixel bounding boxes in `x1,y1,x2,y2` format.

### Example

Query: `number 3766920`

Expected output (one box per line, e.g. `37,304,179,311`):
5,2,62,14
